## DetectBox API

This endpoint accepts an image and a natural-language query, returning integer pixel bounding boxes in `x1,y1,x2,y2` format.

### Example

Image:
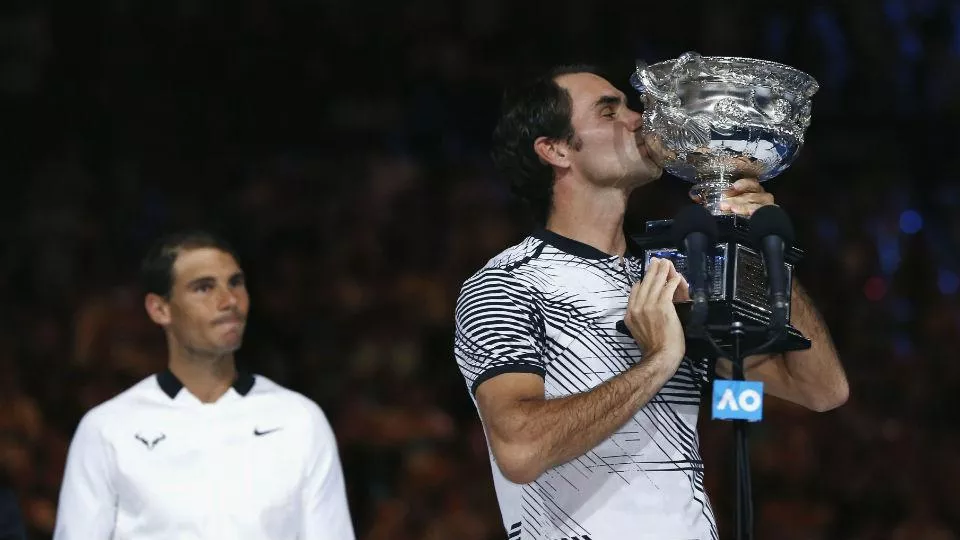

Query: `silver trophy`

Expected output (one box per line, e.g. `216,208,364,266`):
625,52,818,356
630,51,818,215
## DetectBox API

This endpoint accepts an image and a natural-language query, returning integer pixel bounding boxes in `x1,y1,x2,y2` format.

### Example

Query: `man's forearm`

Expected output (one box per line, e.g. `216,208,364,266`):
715,281,848,410
492,351,680,481
780,280,848,409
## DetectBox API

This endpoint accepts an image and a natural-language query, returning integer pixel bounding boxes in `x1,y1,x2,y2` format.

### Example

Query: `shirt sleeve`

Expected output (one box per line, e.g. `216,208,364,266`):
455,268,547,396
52,411,118,540
299,404,355,540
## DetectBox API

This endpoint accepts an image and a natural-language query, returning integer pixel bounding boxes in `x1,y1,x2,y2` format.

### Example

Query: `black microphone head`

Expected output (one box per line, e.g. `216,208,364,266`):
671,205,719,247
749,205,795,247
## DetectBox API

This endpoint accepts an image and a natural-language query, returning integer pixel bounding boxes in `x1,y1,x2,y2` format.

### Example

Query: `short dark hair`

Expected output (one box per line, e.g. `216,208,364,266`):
140,230,240,298
491,64,604,224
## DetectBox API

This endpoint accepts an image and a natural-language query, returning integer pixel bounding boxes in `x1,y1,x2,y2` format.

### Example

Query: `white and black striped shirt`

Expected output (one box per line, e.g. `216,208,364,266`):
455,229,718,540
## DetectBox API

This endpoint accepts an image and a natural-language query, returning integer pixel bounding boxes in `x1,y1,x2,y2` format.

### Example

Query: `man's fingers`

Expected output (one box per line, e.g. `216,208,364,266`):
723,192,774,206
720,192,776,216
674,271,691,302
664,259,685,286
739,192,775,204
731,178,763,193
634,258,666,306
659,272,685,304
658,260,686,303
629,259,652,306
721,202,757,216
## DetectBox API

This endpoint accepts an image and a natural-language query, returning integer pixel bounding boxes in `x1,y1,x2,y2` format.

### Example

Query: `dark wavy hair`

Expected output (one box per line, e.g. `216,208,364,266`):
491,64,604,224
140,230,239,298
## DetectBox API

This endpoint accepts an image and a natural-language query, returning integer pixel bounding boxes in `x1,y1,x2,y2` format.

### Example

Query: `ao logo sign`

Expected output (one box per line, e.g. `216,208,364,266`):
711,380,764,421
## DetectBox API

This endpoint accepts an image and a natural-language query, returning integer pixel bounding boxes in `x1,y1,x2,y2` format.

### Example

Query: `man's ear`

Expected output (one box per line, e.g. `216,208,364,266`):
144,293,172,326
534,136,572,169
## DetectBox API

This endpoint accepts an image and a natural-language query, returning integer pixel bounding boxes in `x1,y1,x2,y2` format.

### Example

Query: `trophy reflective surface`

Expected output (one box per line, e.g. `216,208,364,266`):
627,52,819,358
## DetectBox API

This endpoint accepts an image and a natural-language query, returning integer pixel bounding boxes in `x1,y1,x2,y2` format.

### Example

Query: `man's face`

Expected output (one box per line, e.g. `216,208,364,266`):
555,72,663,188
146,248,249,357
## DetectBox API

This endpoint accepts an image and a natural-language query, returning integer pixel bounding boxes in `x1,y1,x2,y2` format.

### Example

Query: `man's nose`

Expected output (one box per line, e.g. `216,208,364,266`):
627,108,643,131
218,288,238,309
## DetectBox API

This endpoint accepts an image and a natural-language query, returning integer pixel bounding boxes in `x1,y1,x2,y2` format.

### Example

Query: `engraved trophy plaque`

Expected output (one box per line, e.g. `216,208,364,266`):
626,52,819,357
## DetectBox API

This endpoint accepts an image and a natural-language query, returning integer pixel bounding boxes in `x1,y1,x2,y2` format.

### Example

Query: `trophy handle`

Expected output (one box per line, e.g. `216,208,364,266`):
633,51,708,108
632,60,676,106
672,51,707,76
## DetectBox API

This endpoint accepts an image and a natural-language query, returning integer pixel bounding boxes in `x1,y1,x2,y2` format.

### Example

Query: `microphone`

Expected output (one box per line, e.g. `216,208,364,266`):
671,205,719,329
748,205,795,330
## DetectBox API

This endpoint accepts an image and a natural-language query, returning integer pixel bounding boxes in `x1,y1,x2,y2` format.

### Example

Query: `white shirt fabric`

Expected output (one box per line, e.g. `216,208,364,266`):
53,370,355,540
455,229,718,540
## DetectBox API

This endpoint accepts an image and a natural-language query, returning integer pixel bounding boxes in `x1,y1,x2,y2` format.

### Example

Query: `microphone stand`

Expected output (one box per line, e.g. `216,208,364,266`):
627,206,801,539
691,318,787,540
730,322,750,540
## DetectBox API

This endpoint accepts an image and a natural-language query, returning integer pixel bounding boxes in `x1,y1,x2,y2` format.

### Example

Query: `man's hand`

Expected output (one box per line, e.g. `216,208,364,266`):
672,267,691,303
716,178,775,217
624,258,687,361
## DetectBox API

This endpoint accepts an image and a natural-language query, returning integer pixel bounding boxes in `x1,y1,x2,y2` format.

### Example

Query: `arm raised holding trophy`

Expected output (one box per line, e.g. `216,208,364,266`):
704,177,848,412
630,52,848,413
629,51,850,540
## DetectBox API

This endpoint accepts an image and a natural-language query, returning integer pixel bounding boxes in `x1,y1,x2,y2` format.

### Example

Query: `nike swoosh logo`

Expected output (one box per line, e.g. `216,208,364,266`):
253,427,282,437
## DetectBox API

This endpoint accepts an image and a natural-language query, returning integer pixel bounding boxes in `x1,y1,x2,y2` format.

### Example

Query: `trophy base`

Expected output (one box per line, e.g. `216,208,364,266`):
690,180,734,216
627,213,811,359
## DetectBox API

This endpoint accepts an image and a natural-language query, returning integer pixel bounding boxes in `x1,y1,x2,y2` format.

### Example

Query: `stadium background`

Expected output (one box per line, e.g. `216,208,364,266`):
2,1,960,538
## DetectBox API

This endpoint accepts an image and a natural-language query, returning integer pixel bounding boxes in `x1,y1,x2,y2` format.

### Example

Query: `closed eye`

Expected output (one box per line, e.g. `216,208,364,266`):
594,95,624,120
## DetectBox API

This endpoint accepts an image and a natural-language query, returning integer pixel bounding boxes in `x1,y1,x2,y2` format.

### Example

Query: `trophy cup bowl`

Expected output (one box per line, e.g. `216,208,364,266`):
630,51,818,215
626,52,818,357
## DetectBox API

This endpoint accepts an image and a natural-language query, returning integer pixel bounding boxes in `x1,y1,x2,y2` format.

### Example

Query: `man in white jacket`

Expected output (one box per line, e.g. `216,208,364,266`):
53,230,355,540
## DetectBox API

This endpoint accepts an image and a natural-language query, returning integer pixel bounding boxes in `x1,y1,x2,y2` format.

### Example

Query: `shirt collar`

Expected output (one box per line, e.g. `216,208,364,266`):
533,228,636,260
157,369,255,400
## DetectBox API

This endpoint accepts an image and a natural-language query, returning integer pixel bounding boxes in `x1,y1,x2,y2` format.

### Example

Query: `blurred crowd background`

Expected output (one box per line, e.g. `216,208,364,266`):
2,1,960,539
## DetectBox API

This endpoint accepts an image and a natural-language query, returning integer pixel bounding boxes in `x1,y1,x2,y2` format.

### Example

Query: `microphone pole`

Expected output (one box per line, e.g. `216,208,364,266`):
727,205,794,540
